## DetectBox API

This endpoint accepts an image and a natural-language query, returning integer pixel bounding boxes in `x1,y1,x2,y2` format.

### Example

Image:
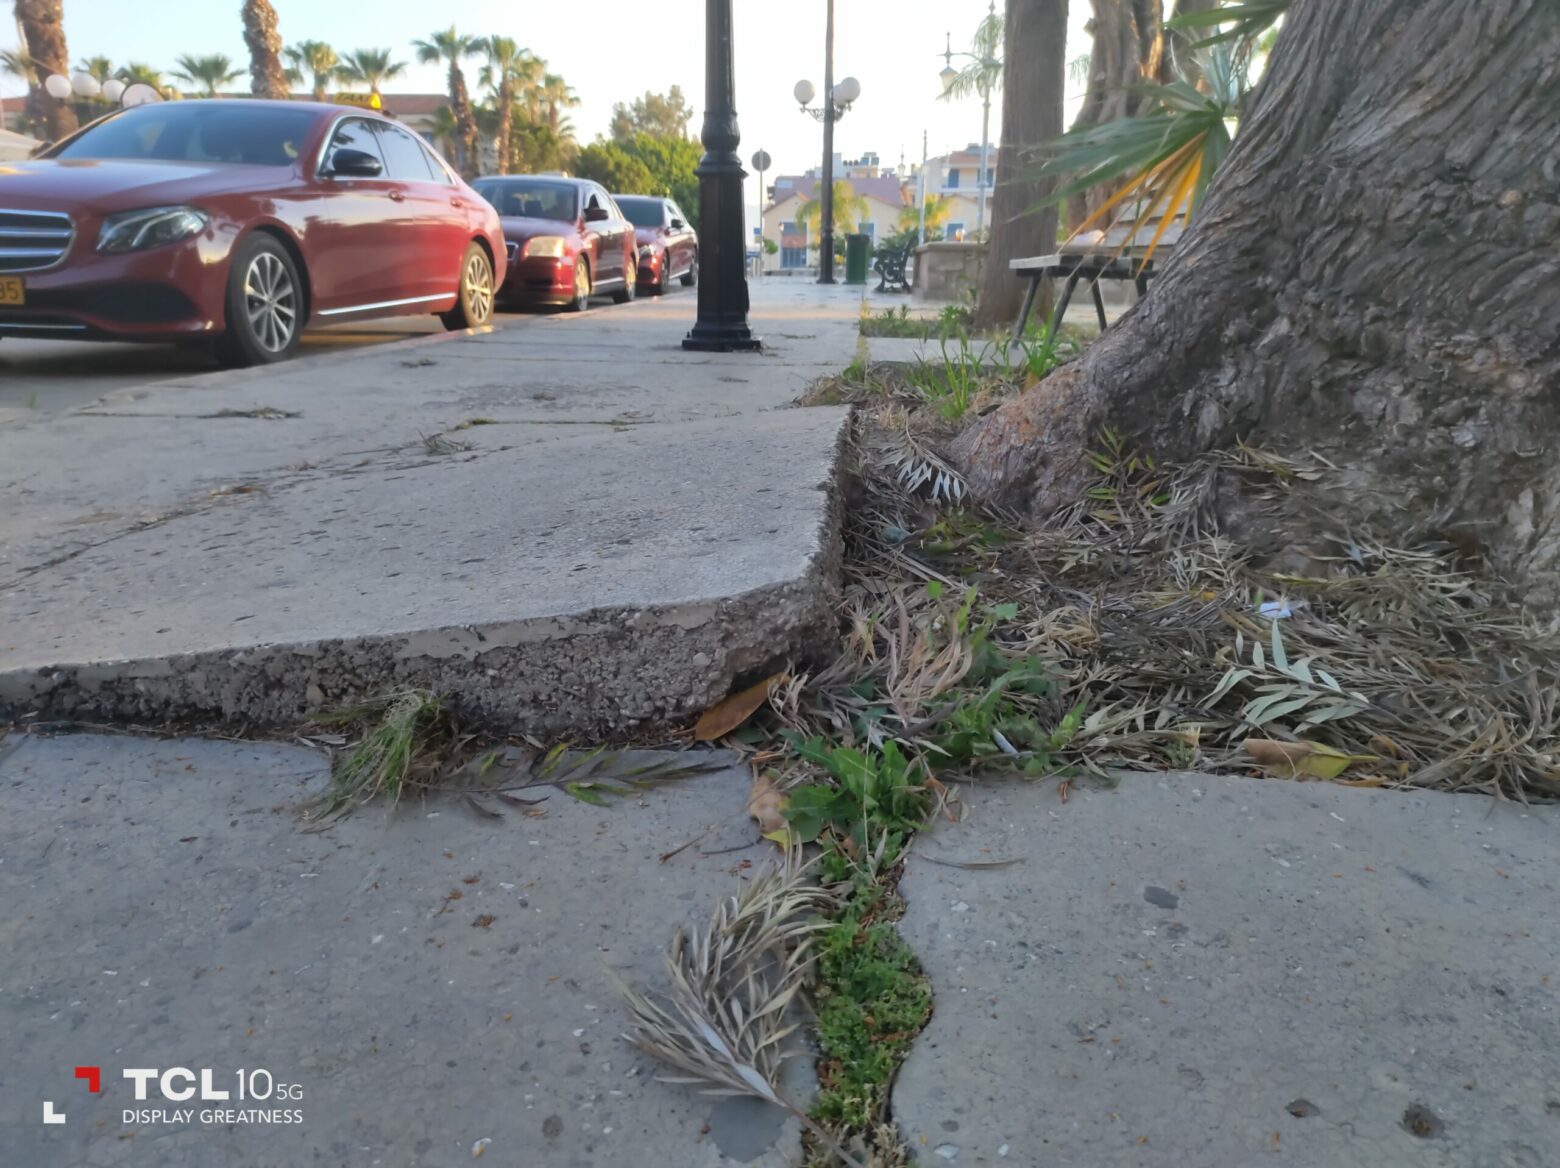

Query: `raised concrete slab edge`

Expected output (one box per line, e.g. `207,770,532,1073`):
0,410,851,737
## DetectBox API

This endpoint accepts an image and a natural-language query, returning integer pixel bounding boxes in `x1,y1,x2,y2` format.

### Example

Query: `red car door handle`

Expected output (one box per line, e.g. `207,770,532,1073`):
388,190,406,203
450,197,465,208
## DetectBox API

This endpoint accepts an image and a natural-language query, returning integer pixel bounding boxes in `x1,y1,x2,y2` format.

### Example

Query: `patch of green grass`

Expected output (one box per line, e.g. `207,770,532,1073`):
812,884,933,1133
316,690,450,815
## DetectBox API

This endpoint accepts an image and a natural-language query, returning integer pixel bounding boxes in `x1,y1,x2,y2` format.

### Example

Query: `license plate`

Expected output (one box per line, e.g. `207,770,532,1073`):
0,277,23,306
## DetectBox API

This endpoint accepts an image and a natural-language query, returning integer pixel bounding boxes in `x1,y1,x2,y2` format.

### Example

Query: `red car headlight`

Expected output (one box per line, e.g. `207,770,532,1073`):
96,206,209,254
522,236,568,259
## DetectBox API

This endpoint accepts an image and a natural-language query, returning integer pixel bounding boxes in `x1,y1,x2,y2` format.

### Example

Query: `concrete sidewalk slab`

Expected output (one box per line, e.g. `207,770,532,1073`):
0,285,862,733
0,732,808,1168
893,773,1560,1167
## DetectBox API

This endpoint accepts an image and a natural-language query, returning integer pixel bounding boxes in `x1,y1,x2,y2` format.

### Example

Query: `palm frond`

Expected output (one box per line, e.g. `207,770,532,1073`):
1166,0,1290,47
1032,79,1234,267
615,856,865,1168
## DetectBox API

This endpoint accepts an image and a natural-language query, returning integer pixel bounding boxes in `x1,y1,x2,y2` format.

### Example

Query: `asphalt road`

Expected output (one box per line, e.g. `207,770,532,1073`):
0,316,453,420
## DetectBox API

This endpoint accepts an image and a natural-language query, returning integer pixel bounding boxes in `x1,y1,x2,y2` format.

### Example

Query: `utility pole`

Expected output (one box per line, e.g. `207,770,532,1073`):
917,129,928,246
819,0,837,284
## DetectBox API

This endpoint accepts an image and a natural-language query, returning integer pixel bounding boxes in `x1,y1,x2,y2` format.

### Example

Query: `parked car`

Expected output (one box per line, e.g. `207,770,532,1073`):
472,176,637,312
0,100,505,366
613,195,698,295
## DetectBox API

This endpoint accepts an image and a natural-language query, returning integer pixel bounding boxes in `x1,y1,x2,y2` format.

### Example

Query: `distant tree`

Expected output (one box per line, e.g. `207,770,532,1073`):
576,140,655,194
479,36,535,176
241,0,289,99
15,0,76,137
336,48,407,98
795,179,869,239
116,62,166,90
539,72,578,133
509,120,574,173
76,55,113,84
284,40,338,101
898,194,953,234
172,53,244,98
414,27,480,175
575,131,701,220
609,85,693,142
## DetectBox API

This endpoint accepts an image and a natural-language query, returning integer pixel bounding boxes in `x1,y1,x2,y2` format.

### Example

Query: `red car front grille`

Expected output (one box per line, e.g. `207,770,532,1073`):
0,208,75,273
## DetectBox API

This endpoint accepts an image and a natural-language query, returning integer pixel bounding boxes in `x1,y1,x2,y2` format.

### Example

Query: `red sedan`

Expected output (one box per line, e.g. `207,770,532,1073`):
472,176,637,312
614,195,698,296
0,100,505,366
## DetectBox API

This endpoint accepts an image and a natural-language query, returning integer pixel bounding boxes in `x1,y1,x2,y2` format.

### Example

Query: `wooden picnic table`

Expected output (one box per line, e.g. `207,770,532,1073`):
1009,221,1184,342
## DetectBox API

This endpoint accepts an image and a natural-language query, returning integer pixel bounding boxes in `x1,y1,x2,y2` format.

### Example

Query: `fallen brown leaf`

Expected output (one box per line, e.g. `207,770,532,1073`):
693,673,786,741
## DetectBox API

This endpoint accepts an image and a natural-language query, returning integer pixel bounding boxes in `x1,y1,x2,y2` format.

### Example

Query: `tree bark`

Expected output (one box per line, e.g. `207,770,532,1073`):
449,64,479,177
972,0,1069,332
241,0,289,100
951,0,1560,604
15,0,76,139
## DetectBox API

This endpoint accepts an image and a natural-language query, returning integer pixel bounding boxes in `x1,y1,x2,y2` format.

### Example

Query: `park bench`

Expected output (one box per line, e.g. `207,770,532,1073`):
1009,218,1185,342
873,238,916,293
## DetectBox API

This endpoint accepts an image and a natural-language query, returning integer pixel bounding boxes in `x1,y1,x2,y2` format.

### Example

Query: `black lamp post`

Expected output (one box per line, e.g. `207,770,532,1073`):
683,0,762,352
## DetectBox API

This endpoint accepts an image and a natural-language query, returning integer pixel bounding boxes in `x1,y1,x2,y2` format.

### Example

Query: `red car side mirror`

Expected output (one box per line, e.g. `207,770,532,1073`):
584,206,610,223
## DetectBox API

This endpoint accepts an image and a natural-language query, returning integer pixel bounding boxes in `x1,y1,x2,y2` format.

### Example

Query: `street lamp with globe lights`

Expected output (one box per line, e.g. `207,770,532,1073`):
939,1,1003,240
792,0,862,284
792,72,861,284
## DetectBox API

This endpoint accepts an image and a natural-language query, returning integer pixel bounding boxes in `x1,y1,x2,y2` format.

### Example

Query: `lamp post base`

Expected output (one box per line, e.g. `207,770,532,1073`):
683,326,764,353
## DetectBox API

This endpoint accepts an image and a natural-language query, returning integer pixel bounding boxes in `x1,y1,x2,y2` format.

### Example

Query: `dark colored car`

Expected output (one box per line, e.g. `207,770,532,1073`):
472,176,638,311
0,100,505,366
614,195,697,295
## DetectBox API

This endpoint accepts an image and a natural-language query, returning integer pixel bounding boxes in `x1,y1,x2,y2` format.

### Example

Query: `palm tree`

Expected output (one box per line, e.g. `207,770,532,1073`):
939,7,1004,101
335,48,407,98
171,54,244,98
15,0,77,137
116,63,166,90
479,36,531,176
795,179,870,239
284,40,339,101
240,0,290,99
539,72,578,134
413,27,479,175
898,194,953,236
76,56,114,84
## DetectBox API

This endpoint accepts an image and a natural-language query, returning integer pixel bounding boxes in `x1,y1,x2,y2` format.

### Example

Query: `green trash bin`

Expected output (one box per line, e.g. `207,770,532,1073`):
844,233,871,286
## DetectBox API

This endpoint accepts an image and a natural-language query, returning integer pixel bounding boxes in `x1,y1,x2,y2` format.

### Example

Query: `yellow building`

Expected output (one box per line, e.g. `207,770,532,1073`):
758,171,910,274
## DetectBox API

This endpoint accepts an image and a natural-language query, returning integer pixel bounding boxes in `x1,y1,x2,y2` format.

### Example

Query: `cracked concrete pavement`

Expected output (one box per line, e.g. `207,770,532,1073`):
893,773,1560,1167
0,732,812,1167
0,286,865,734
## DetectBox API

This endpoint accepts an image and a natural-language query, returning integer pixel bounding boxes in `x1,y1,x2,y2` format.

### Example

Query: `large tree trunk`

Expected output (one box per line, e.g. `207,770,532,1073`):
15,0,75,139
972,0,1069,332
241,0,289,100
952,0,1560,604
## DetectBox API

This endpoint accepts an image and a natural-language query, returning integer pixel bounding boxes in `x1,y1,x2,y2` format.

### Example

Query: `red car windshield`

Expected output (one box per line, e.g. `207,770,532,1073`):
473,180,578,222
615,198,665,229
50,105,317,167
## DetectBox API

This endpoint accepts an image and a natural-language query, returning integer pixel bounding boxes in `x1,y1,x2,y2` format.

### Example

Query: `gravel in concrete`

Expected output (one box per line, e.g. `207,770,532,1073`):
893,773,1560,1167
0,286,860,734
0,732,808,1167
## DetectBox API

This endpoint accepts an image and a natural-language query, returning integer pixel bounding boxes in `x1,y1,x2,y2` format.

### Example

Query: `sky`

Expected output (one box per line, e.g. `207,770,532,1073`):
3,0,1093,210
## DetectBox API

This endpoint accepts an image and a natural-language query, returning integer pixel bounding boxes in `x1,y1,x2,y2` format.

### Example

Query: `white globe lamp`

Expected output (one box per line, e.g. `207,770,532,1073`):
43,73,73,100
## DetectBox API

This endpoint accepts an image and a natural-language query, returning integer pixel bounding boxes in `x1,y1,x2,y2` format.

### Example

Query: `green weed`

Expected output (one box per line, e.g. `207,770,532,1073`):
811,885,932,1133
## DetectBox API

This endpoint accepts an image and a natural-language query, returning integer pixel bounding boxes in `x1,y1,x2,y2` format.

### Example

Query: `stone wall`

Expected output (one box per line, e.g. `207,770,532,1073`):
913,241,986,302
